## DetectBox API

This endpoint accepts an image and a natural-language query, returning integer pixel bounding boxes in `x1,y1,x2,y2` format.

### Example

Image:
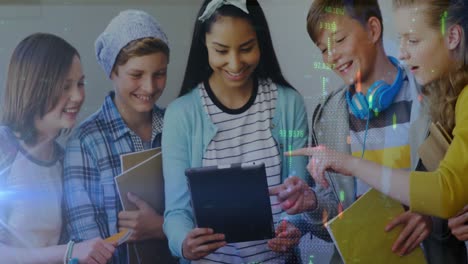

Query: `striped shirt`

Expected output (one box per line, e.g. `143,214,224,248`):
348,73,419,197
195,78,291,264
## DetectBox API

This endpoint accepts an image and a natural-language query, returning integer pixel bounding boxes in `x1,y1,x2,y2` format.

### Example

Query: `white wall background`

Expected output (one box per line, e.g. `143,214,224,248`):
0,0,200,121
3,0,443,263
0,0,398,123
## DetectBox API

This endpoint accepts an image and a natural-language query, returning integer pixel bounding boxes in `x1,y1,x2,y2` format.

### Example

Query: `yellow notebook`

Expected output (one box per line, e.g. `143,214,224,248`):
326,189,427,263
105,229,132,245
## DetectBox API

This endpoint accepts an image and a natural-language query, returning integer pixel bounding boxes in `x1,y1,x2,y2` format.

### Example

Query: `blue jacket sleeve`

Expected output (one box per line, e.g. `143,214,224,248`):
162,99,195,259
277,88,311,235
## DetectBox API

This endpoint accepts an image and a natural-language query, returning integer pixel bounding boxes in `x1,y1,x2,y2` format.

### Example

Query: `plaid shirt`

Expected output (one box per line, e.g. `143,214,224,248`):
63,92,164,264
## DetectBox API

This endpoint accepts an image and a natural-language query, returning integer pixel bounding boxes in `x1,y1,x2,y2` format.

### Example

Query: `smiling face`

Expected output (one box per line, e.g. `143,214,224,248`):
35,55,85,137
205,16,260,91
394,5,453,86
315,14,379,88
111,52,168,120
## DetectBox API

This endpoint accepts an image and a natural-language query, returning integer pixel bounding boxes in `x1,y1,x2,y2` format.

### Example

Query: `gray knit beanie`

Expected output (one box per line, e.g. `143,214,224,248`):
95,9,169,78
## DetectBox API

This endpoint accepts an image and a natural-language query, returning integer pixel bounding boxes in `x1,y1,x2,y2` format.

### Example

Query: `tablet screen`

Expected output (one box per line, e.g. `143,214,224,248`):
185,163,275,243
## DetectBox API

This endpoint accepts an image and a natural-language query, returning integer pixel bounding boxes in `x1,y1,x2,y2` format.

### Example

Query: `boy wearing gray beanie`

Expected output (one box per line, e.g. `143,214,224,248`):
63,9,176,264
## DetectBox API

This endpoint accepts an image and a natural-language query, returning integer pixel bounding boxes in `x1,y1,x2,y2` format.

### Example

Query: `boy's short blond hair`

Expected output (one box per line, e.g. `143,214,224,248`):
112,37,170,76
307,0,384,43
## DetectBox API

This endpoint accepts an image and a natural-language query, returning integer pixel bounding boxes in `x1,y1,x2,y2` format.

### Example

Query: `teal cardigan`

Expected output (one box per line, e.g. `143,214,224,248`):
162,82,309,259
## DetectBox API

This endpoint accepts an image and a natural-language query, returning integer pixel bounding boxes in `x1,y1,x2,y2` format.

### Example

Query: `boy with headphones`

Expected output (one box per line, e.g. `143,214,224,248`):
269,0,464,263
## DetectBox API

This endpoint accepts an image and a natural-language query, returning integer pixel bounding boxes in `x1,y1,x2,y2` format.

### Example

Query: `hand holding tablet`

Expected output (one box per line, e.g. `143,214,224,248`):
181,228,227,260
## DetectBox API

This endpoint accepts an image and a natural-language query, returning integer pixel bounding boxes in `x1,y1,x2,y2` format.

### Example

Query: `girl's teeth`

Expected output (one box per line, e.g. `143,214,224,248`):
227,70,244,76
64,108,78,113
136,95,152,101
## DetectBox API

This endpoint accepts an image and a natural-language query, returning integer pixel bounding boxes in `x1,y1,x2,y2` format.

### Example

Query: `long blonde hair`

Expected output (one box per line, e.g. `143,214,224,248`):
1,33,79,145
393,0,468,134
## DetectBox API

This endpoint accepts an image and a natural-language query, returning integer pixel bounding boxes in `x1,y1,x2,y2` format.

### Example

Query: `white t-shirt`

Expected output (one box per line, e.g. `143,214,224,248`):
1,149,62,248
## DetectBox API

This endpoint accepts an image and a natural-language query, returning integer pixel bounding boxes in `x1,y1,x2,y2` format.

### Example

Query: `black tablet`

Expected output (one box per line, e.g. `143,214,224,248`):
185,163,274,243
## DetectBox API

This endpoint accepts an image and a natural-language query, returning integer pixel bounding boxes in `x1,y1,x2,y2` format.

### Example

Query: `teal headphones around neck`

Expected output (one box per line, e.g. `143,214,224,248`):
346,56,404,120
